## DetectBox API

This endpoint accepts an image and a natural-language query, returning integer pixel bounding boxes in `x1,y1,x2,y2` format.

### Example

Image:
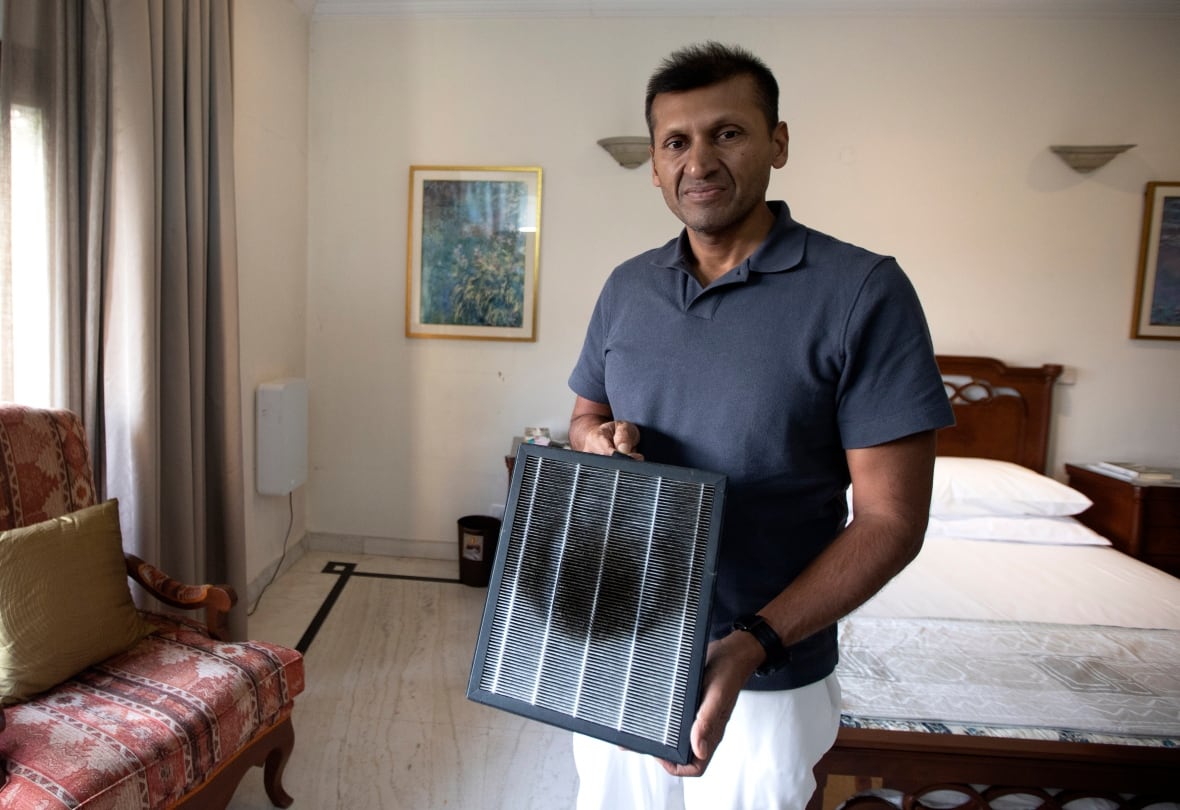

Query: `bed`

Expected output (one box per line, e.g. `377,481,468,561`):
809,355,1180,809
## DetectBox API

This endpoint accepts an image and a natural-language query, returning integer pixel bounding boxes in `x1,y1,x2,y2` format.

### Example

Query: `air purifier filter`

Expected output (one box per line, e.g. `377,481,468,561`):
467,444,726,764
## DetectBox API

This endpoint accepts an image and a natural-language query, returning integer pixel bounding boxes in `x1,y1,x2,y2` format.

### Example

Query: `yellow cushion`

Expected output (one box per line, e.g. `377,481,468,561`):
0,499,155,704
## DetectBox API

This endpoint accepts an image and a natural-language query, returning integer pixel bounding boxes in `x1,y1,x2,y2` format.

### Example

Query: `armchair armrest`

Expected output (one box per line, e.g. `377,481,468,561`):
124,554,238,641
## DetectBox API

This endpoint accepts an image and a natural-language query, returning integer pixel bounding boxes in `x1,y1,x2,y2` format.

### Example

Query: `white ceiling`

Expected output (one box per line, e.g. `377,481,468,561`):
310,0,1180,18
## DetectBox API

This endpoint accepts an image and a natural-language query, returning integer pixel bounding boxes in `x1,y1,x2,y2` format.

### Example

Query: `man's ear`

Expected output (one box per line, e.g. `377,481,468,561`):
772,121,789,169
651,146,661,187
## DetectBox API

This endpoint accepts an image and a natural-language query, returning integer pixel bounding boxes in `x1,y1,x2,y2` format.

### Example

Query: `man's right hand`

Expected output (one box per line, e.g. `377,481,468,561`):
582,420,643,459
568,396,643,459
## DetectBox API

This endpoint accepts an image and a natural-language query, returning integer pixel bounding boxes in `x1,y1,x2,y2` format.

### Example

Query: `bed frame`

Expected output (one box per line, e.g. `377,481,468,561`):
809,355,1180,809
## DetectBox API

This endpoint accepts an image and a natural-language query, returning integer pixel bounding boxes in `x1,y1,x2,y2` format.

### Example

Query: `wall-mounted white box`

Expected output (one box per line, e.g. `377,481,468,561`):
256,378,308,496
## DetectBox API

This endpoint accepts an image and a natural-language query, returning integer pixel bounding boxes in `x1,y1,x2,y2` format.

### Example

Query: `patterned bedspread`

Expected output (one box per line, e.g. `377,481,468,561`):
836,616,1180,746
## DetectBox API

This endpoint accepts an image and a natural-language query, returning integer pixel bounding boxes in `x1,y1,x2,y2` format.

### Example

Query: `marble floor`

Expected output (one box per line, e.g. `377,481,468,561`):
225,549,580,810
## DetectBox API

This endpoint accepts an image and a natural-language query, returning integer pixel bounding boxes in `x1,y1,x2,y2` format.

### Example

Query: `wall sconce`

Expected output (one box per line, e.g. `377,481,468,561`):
1049,144,1135,174
598,136,650,169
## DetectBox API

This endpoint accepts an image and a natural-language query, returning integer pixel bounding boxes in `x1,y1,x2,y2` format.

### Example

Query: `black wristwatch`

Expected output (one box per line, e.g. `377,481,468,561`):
732,613,789,677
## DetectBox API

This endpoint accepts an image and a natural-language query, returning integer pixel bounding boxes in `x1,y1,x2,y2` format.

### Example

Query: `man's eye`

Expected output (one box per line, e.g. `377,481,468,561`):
718,129,740,141
665,138,686,150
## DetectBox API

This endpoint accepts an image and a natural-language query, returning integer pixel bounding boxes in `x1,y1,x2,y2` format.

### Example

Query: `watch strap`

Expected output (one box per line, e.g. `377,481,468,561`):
732,613,788,677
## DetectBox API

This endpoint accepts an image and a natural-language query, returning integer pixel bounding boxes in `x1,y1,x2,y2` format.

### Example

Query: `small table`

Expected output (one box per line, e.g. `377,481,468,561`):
506,437,571,482
1065,463,1180,577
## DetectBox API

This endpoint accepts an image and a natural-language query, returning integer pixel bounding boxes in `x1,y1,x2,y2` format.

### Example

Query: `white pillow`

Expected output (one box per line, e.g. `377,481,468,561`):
925,515,1110,546
930,457,1092,518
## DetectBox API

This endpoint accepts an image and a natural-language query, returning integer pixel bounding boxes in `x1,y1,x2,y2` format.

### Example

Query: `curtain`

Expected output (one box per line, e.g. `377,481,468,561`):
0,0,106,424
0,0,247,640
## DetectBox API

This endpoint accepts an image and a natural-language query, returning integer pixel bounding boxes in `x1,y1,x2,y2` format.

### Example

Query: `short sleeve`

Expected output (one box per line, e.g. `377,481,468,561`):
836,260,955,448
568,288,612,405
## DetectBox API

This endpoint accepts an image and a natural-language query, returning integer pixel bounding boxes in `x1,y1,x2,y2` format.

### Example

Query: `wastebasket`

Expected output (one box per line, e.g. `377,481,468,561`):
457,514,501,587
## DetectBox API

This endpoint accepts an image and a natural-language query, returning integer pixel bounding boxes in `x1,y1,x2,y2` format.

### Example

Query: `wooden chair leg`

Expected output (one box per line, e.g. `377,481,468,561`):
263,717,296,808
172,715,298,810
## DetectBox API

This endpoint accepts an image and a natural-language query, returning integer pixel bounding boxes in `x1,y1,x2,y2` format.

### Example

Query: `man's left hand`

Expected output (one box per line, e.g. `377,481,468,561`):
657,630,763,777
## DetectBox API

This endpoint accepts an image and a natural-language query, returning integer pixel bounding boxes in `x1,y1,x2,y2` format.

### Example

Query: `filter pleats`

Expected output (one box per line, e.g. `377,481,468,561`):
471,447,723,761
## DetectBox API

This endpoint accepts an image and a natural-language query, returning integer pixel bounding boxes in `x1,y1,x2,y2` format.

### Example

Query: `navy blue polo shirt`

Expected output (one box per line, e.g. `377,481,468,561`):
569,201,954,690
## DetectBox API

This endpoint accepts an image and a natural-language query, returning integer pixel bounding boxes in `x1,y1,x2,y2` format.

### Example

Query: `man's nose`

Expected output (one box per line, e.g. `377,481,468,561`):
685,140,720,176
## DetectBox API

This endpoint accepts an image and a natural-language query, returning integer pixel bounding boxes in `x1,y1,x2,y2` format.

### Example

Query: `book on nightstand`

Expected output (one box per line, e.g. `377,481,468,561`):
1091,461,1178,483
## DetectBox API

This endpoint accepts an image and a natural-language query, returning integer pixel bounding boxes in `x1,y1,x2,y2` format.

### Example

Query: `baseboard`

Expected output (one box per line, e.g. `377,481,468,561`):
247,532,456,607
306,531,457,562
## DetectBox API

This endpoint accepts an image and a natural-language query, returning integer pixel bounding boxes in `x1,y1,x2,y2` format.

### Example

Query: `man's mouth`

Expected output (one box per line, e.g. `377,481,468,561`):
681,184,726,203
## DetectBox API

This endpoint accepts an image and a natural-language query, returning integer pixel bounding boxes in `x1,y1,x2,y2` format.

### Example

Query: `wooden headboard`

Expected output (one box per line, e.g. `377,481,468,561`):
935,355,1063,473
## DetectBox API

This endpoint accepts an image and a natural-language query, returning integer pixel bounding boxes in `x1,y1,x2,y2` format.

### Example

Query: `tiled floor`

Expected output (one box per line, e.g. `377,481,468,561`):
225,549,580,810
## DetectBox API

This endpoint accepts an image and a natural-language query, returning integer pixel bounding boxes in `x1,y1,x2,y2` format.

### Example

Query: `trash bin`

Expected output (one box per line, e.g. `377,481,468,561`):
457,514,501,587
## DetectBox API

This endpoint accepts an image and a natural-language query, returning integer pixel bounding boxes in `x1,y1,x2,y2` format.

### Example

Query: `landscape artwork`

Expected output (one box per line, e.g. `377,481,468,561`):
1133,182,1180,340
1148,196,1179,326
406,166,541,341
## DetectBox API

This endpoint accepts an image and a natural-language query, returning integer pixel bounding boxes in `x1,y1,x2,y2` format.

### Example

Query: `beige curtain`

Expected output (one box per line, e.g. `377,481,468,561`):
0,0,247,639
0,0,106,444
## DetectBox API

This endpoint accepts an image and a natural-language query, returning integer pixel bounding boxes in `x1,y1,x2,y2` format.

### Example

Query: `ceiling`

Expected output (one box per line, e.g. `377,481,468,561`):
310,0,1180,17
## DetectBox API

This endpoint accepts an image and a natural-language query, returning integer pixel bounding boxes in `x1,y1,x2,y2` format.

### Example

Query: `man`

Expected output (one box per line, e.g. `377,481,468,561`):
567,42,954,809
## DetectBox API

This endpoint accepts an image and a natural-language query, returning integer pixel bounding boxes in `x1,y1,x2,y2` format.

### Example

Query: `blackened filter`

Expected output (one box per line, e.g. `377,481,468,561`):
468,446,725,763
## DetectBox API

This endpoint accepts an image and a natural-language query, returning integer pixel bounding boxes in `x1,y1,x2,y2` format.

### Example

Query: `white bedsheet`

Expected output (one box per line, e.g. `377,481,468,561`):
855,535,1180,630
838,616,1180,743
840,531,1180,750
837,535,1180,806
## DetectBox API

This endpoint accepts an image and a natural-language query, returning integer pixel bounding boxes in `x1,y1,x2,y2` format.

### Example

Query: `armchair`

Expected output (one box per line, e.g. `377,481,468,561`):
0,404,304,809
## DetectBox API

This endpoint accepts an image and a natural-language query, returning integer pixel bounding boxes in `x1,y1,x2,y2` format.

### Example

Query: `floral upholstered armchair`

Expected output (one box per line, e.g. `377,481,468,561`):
0,404,304,809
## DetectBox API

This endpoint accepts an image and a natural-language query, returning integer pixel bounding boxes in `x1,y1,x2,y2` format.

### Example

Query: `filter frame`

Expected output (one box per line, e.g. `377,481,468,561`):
467,443,726,764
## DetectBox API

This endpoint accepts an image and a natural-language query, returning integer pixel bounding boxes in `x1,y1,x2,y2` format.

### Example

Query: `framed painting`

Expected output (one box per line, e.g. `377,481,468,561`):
1131,181,1180,340
406,166,542,341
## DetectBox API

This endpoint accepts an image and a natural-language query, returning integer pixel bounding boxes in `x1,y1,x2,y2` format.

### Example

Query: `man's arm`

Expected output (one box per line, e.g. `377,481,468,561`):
759,428,936,646
569,395,643,458
661,429,937,777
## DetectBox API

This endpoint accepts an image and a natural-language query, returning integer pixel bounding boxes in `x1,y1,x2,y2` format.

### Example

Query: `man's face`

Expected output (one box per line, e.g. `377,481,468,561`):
649,75,788,236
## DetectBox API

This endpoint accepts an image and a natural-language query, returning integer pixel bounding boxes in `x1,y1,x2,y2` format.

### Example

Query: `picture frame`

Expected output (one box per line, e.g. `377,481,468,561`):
1131,181,1180,340
406,166,542,341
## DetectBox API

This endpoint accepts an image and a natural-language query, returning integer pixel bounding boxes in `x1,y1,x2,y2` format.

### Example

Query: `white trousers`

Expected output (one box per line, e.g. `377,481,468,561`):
572,674,841,810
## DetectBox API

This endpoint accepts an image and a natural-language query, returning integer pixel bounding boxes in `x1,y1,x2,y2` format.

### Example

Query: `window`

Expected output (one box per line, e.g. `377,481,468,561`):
0,22,53,406
2,102,51,405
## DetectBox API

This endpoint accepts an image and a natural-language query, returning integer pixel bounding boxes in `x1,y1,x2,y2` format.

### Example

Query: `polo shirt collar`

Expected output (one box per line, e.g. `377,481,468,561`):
749,201,806,275
652,201,806,281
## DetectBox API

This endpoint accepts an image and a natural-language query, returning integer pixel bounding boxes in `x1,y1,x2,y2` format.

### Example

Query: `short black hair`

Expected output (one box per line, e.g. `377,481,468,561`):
644,41,780,138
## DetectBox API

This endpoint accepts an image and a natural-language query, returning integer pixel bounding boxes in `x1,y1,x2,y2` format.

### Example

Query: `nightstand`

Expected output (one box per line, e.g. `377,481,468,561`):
1065,463,1180,577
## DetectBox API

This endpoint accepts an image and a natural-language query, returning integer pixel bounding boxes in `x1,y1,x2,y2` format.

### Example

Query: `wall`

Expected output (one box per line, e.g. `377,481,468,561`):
234,0,312,591
305,12,1180,558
